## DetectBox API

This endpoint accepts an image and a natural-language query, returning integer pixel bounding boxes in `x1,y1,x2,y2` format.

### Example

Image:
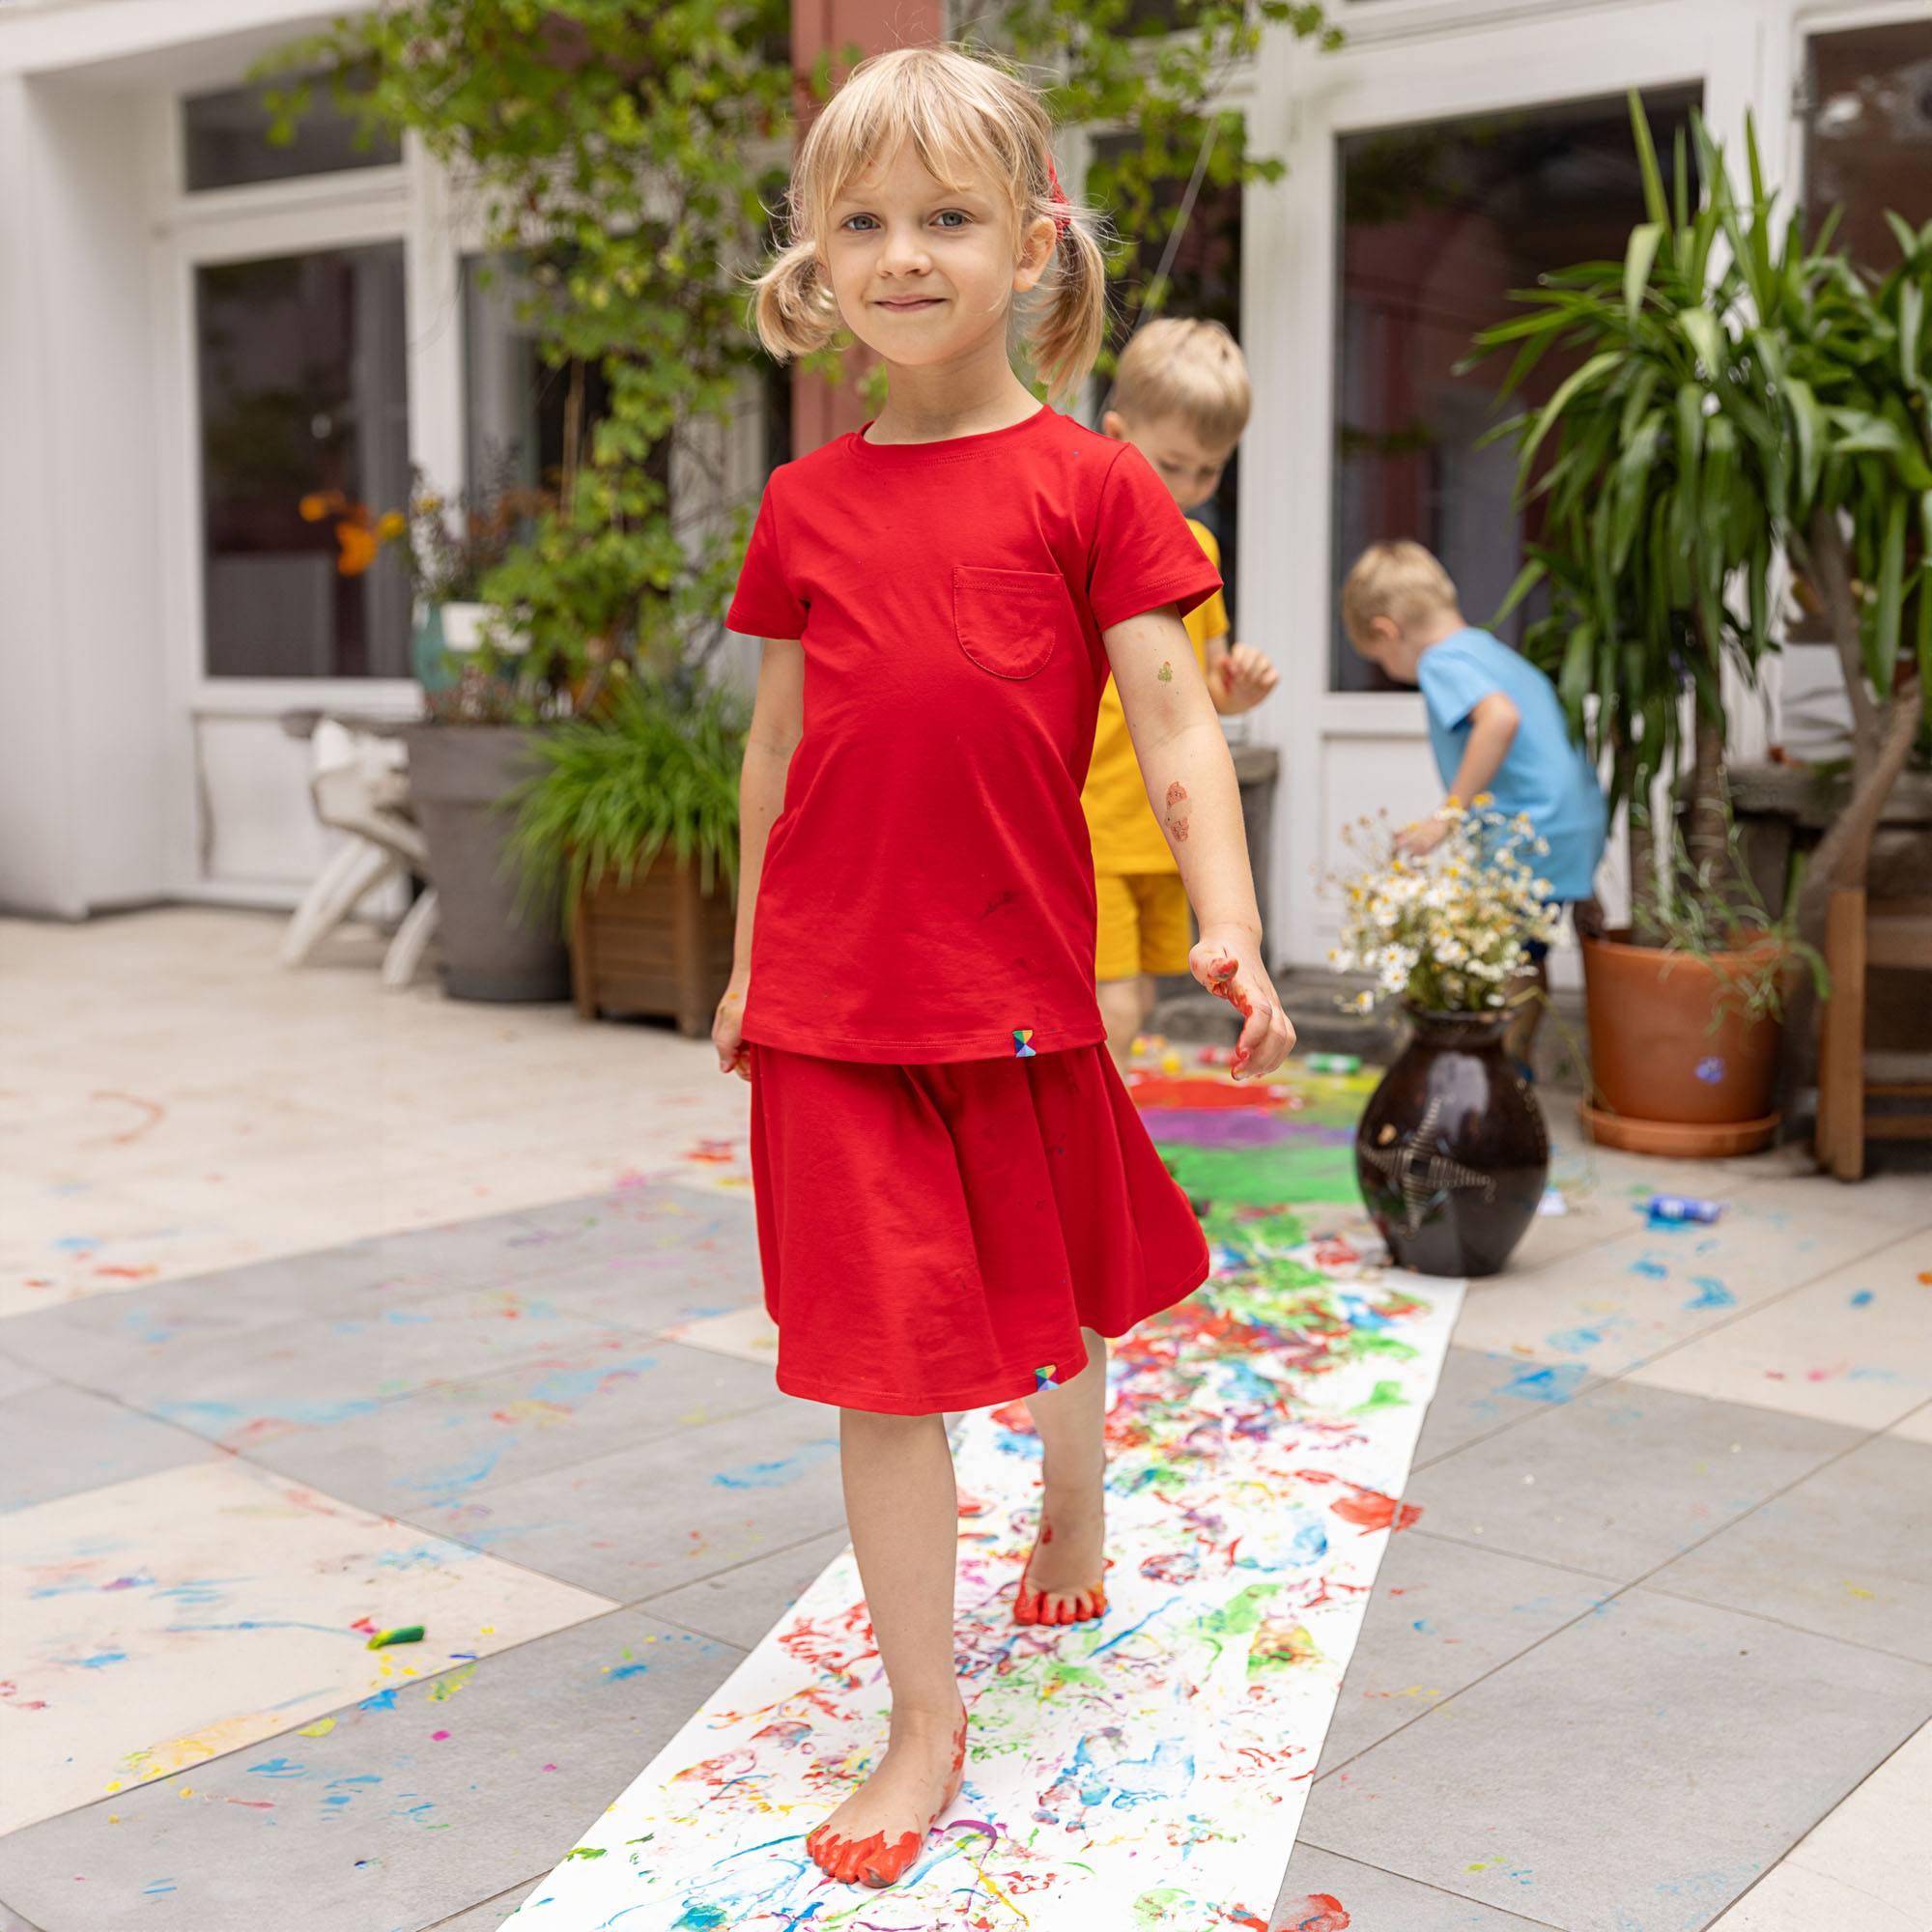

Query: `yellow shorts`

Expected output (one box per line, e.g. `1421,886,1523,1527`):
1095,872,1192,981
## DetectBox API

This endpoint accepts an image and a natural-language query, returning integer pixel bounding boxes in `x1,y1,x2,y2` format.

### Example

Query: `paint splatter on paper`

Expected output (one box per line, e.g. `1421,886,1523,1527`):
504,1081,1459,1928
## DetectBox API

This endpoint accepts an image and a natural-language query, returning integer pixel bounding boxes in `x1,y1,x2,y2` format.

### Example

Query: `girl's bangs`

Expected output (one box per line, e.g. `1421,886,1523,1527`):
807,73,1019,236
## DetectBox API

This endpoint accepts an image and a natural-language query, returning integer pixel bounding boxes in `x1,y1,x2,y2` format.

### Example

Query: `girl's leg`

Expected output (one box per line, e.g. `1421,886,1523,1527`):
808,1407,966,1886
1019,1327,1110,1619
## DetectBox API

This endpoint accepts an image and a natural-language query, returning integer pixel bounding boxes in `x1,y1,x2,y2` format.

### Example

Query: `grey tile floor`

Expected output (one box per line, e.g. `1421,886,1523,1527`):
2,1146,1928,1931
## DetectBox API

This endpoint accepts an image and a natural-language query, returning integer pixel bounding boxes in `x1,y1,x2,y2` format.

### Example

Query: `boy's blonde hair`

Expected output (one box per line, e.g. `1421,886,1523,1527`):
1111,317,1251,450
749,44,1110,404
1342,539,1460,642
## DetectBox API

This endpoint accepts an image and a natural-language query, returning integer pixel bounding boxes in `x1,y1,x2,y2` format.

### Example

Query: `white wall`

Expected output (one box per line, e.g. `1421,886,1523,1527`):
0,74,85,916
30,78,170,911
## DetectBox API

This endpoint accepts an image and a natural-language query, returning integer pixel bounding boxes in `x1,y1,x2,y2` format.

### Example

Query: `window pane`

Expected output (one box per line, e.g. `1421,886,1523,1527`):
184,71,399,192
1088,128,1245,628
1331,86,1700,692
1805,20,1932,272
198,244,412,678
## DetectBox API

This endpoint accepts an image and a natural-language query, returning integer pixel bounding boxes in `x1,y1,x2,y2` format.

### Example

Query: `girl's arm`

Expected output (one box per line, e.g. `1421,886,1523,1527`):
1105,606,1294,1080
713,638,804,1080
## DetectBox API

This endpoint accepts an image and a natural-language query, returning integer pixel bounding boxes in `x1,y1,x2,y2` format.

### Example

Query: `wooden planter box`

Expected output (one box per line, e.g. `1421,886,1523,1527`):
569,851,735,1037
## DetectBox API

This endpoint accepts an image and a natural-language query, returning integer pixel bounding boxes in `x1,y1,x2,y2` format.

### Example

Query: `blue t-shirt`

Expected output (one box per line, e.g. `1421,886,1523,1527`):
1416,627,1606,902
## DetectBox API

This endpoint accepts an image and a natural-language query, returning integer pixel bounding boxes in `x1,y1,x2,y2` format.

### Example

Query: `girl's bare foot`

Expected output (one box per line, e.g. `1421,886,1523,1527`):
1014,1479,1107,1625
806,1704,966,1888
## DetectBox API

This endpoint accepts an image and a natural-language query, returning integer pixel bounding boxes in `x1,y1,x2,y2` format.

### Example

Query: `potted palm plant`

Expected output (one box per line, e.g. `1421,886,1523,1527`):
509,673,745,1036
1468,99,1833,1155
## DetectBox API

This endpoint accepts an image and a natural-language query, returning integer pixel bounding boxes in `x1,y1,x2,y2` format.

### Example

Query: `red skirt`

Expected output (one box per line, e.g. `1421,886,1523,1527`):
748,1042,1209,1415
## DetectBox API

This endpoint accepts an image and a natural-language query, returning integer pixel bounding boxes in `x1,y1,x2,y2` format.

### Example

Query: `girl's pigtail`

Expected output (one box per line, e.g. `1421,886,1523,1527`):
1028,198,1112,406
749,236,839,362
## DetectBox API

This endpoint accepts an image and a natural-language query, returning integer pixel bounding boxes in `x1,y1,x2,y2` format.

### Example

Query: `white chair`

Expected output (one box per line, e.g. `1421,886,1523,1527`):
281,715,439,988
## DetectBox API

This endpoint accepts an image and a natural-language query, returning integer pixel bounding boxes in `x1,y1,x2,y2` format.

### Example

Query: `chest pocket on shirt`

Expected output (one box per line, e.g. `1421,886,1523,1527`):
952,566,1070,680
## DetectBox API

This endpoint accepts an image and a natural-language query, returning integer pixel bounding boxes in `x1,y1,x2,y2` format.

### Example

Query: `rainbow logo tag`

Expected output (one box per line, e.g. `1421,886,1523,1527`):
1012,1029,1037,1059
1035,1364,1058,1392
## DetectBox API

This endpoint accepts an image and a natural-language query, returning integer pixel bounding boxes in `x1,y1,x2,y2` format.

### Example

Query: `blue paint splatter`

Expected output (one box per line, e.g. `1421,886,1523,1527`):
607,1662,649,1681
1850,1290,1875,1308
710,1439,838,1490
1411,1618,1436,1634
1547,1325,1605,1353
57,1652,128,1669
246,1758,307,1779
1629,1256,1669,1280
1685,1278,1735,1310
358,1689,399,1713
1502,1363,1588,1403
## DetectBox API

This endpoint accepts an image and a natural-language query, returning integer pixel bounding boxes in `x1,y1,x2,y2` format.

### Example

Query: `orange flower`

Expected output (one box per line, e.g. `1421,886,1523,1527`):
299,491,347,523
335,523,381,576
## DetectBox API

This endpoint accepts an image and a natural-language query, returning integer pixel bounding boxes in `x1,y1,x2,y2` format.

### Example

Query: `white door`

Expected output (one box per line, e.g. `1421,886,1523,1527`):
1241,0,1766,980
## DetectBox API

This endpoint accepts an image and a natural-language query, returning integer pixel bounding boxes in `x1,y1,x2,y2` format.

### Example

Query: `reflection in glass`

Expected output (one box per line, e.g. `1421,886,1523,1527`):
1804,20,1932,271
1331,87,1700,692
197,244,411,678
184,71,399,192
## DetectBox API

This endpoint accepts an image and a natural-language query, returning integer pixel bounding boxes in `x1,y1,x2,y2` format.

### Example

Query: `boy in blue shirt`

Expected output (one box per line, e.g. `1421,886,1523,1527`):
1342,539,1606,1065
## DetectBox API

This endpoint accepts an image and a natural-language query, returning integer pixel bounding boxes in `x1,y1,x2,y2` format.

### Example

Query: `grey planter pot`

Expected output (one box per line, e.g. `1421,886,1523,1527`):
404,723,570,1003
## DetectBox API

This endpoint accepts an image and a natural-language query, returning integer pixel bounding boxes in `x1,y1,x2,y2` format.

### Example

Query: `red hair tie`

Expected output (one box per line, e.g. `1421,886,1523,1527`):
1044,155,1070,242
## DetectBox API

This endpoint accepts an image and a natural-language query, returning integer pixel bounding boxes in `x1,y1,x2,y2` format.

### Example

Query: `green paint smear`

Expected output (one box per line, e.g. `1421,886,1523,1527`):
1351,1378,1408,1414
1132,1887,1193,1927
1154,1138,1361,1208
564,1846,607,1861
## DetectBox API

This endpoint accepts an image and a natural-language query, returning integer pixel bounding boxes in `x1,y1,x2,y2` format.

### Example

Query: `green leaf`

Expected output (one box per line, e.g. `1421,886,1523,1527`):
1783,375,1825,506
1886,210,1920,265
1518,350,1625,473
1679,307,1723,377
1623,222,1662,323
1492,556,1547,626
1629,89,1669,229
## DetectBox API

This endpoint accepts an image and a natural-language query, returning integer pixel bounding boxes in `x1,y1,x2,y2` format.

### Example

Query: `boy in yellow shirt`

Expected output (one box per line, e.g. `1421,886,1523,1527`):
1083,318,1279,1065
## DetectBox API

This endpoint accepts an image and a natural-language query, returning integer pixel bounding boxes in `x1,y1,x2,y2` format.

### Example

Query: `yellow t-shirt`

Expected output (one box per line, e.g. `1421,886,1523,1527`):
1081,518,1229,876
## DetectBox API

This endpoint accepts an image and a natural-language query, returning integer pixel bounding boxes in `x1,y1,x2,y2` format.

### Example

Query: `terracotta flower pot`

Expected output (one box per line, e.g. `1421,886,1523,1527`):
1577,928,1784,1157
1355,1008,1549,1278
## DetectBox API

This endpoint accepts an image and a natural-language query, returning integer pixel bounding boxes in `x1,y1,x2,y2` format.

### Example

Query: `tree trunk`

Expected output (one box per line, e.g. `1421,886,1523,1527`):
1629,807,1660,943
1684,707,1731,898
1792,683,1923,941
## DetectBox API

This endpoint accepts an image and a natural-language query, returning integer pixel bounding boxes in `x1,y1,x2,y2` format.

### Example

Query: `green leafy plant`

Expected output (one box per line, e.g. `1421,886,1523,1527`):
1467,100,1788,917
1632,808,1828,1028
963,0,1342,369
1469,93,1926,952
270,0,794,724
508,672,749,929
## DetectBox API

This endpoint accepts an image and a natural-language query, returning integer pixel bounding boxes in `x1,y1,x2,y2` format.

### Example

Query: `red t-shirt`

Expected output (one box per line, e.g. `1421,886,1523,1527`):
725,404,1222,1064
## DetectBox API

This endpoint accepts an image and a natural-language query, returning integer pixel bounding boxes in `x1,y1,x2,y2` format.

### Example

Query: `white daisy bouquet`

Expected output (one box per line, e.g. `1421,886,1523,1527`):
1328,798,1563,1014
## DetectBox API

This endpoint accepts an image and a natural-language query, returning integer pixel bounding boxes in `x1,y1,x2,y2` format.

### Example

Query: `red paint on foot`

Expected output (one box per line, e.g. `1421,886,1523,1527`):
807,1713,966,1889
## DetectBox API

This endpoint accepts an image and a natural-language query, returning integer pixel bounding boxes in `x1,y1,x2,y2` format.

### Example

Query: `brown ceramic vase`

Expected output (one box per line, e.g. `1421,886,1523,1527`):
1355,1007,1549,1278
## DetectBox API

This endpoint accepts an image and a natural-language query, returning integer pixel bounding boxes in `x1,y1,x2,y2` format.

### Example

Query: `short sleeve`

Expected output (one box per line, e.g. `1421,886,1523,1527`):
1181,521,1230,657
1415,640,1497,731
725,480,807,639
1087,443,1224,634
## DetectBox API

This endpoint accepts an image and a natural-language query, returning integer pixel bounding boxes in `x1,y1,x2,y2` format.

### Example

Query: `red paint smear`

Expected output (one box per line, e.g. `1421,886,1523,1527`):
1330,1492,1422,1534
1293,1467,1422,1534
1128,1073,1288,1112
1280,1895,1351,1932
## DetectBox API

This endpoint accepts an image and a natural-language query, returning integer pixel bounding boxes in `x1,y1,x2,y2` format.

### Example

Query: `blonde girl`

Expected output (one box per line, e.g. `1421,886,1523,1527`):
714,43,1293,1891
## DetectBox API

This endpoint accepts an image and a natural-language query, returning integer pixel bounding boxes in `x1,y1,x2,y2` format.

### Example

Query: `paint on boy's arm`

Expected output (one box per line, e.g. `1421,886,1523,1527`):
1157,661,1174,682
1164,781,1189,841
